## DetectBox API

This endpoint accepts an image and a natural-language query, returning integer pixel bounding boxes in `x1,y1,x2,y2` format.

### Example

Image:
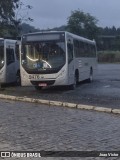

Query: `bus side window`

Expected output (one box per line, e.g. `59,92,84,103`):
15,45,19,60
91,45,96,57
67,43,73,63
6,48,15,65
0,46,4,68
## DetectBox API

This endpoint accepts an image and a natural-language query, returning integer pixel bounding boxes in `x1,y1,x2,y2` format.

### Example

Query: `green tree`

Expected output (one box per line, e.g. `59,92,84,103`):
0,0,18,22
10,2,33,37
0,0,19,36
67,9,99,39
0,0,33,37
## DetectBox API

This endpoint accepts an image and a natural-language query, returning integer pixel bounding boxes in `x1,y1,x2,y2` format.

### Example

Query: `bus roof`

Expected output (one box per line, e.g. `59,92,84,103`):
65,31,95,44
0,38,20,43
22,31,95,44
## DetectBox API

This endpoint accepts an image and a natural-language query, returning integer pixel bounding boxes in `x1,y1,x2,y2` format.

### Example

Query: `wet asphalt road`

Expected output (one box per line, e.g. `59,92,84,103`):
0,99,120,160
1,64,120,109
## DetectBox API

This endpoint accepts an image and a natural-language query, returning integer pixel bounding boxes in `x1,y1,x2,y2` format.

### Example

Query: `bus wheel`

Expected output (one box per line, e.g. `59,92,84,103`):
16,72,21,86
34,86,42,90
88,68,93,83
70,74,77,90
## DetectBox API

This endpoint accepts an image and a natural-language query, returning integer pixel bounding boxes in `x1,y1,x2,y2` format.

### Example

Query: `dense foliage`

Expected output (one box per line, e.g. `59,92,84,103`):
0,0,33,37
67,9,99,39
0,0,19,36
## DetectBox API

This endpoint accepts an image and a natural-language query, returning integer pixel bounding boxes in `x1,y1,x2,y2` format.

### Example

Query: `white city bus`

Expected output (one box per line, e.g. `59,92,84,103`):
20,31,97,90
0,38,21,84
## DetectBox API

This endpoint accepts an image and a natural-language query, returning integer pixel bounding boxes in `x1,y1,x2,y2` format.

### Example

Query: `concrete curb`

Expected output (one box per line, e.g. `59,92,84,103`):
0,94,120,114
77,104,94,110
94,107,112,113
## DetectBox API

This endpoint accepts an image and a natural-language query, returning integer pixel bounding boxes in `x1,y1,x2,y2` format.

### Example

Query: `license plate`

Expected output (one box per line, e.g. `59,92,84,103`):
39,83,47,87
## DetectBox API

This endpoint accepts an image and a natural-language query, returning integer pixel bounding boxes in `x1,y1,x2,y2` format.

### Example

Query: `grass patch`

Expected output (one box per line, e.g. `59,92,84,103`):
98,51,120,63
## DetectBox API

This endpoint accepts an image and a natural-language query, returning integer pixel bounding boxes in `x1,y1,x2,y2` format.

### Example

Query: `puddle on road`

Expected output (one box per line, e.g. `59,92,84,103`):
104,85,111,88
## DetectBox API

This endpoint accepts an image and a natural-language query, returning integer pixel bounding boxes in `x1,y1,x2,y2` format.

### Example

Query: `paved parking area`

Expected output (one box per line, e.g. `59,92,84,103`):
1,64,120,109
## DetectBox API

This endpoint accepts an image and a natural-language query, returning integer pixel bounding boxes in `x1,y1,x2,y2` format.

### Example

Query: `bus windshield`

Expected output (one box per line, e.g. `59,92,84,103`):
0,41,4,69
22,41,66,73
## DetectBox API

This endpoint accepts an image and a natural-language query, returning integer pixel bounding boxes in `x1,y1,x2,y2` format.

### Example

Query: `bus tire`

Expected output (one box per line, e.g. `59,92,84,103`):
16,71,21,86
34,86,42,90
70,74,77,90
88,68,93,83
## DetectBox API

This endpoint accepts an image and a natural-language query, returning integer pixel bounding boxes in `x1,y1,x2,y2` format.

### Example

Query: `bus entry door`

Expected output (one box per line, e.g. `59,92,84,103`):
6,48,16,83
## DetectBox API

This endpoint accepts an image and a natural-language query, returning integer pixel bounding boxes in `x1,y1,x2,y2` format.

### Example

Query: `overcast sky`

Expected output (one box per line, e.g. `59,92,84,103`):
22,0,120,29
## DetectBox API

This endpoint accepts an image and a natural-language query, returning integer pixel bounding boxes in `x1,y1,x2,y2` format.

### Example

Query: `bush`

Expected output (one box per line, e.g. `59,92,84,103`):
98,51,120,63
